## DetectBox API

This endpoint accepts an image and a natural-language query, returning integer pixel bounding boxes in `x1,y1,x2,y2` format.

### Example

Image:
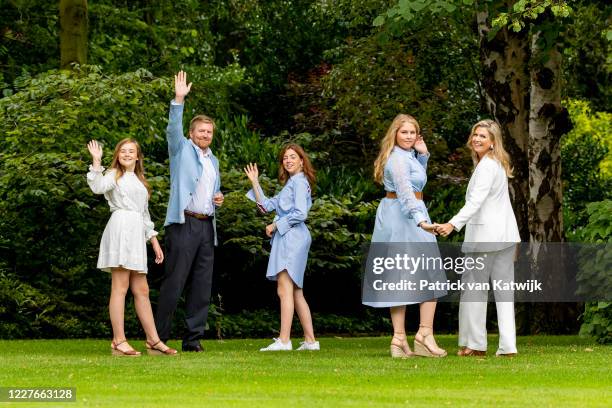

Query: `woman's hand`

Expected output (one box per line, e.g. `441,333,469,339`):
265,223,276,238
87,140,103,168
174,70,192,104
151,237,164,264
244,163,259,184
414,135,428,155
419,222,438,235
435,223,455,237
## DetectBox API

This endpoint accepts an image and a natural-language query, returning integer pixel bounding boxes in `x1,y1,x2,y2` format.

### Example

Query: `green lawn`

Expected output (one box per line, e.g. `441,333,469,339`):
0,336,610,407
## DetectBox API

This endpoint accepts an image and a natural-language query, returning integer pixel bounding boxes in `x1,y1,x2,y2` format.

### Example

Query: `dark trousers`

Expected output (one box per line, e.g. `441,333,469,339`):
155,216,214,347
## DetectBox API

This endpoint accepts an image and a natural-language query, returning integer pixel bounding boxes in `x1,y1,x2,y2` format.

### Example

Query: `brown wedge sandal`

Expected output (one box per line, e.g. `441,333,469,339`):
390,332,415,358
111,340,141,357
414,325,447,358
145,340,178,356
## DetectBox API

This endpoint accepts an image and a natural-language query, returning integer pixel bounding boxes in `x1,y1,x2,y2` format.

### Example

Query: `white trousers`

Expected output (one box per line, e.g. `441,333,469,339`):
458,245,517,355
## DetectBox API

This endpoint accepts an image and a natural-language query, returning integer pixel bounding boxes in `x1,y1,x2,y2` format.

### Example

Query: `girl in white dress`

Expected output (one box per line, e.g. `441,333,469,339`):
87,139,177,356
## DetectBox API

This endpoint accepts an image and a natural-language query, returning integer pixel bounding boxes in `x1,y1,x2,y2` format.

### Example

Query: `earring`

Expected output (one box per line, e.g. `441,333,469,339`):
490,145,494,151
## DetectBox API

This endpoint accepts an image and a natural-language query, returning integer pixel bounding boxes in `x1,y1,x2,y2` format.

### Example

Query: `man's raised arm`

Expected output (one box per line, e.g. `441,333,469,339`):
167,71,192,156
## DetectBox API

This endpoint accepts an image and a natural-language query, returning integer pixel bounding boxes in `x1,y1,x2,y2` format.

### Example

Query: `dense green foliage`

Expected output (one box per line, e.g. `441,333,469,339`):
575,200,612,344
0,1,610,339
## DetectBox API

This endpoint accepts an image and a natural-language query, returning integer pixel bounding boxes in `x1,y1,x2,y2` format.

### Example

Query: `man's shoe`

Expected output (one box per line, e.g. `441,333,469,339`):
260,338,292,351
182,343,204,352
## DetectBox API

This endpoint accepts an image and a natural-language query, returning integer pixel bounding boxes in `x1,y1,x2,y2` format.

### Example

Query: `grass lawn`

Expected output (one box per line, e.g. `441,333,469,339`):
0,335,610,407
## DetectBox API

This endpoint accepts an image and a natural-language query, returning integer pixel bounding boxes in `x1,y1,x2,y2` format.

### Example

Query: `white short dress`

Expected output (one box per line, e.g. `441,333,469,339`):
87,167,158,273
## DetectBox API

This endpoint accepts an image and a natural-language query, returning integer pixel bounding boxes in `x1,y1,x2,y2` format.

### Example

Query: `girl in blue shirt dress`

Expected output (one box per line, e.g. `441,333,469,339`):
367,114,447,358
244,144,319,351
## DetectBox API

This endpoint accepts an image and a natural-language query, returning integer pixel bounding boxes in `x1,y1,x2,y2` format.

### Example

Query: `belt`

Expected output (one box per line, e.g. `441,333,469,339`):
184,210,213,220
386,191,423,200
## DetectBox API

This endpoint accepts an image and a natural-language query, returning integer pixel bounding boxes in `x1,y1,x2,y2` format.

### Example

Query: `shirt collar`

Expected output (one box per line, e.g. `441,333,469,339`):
189,139,212,157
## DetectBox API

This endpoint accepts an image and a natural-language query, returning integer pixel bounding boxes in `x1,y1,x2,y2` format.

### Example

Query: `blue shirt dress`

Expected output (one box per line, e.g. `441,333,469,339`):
247,172,312,288
364,146,447,306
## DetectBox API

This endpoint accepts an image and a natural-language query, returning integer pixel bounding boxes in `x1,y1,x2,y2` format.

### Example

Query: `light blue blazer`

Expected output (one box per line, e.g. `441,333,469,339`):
164,102,221,245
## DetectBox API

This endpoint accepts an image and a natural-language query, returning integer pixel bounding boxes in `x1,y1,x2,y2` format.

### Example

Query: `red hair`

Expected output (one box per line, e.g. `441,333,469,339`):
278,143,316,189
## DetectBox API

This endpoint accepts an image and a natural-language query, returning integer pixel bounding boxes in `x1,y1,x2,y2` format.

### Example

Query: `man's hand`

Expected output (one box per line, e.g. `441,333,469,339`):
213,192,224,207
174,70,192,104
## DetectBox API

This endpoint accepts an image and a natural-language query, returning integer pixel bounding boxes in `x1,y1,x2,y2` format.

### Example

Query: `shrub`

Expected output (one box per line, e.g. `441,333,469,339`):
576,200,612,344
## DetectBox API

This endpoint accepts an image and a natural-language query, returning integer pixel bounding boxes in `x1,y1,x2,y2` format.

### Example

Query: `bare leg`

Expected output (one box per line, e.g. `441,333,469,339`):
415,300,446,356
418,300,436,329
293,287,315,343
389,306,412,355
277,271,295,343
390,305,406,336
109,268,136,352
130,272,174,353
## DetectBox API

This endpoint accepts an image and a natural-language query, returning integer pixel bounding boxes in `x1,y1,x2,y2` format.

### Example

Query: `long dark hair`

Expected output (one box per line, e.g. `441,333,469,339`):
278,143,316,189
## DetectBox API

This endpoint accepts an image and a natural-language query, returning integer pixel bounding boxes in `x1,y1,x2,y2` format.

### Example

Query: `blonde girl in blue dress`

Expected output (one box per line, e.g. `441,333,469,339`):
87,139,177,356
367,114,447,358
244,143,319,351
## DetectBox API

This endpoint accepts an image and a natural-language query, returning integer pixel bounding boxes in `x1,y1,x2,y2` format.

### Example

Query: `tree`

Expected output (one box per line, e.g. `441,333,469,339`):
374,0,580,332
59,0,88,69
375,0,574,244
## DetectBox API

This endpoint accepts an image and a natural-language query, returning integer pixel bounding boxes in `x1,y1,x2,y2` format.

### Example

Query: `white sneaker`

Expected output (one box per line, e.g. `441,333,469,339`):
296,341,320,351
260,338,292,351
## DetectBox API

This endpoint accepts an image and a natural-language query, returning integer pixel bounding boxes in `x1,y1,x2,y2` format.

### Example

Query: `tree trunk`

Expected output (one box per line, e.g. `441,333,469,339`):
60,0,88,69
528,22,577,334
476,9,530,240
477,7,578,334
528,30,571,244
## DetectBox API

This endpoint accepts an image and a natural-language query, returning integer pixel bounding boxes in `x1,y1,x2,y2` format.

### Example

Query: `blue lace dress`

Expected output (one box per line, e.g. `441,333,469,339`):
364,146,446,306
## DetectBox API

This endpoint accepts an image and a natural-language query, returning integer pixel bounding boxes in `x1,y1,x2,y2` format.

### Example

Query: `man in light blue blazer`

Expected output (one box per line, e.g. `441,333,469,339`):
155,71,223,352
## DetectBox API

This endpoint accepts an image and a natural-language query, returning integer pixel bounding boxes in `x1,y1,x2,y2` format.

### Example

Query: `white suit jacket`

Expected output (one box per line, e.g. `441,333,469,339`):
449,155,521,250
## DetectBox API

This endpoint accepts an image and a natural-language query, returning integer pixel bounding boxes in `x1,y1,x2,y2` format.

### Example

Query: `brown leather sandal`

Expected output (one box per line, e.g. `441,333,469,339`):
457,347,486,357
145,340,178,356
111,340,141,356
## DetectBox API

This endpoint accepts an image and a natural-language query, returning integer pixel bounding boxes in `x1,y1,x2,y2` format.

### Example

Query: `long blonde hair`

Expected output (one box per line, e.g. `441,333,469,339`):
467,119,513,178
109,138,152,196
373,114,420,184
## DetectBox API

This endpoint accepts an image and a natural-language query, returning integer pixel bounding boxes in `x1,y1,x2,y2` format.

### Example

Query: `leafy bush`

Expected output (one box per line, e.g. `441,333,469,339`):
209,308,391,339
0,66,244,338
562,100,612,238
576,200,612,344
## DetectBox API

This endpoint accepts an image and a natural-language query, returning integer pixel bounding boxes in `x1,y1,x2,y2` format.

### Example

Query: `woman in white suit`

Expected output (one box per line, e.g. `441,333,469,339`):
436,119,520,357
